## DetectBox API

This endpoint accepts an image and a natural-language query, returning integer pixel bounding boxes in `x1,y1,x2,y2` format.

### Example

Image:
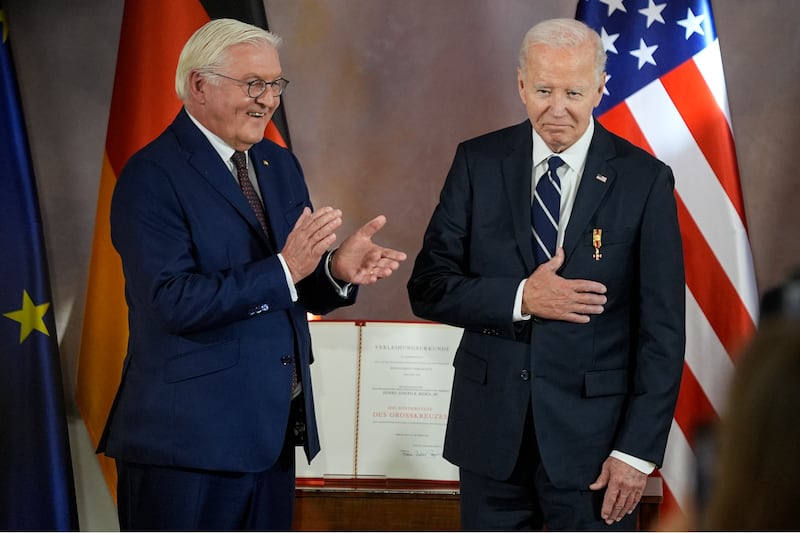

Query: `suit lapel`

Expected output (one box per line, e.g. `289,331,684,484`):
172,109,274,248
250,143,289,247
501,121,536,271
563,122,616,263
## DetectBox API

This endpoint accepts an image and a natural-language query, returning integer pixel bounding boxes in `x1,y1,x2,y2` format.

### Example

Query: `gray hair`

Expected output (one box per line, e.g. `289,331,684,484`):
518,18,606,85
175,18,282,101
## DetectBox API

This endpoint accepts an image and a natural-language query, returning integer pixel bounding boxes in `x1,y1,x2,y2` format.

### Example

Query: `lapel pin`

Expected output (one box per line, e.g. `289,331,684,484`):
592,228,603,260
595,174,607,183
262,159,269,166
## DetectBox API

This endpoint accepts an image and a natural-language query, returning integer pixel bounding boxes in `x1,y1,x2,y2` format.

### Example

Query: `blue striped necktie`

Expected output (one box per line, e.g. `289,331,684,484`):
531,155,565,265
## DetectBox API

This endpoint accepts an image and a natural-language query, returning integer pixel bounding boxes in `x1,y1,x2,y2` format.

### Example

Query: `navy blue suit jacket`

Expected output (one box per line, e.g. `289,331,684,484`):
98,109,355,472
408,120,685,489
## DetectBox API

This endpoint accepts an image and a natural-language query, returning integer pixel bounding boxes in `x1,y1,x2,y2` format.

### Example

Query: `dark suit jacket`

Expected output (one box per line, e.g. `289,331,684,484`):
98,108,355,473
408,120,685,489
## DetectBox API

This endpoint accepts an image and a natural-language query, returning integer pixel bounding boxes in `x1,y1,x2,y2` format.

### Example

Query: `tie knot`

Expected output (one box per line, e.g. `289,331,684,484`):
231,150,248,171
548,155,565,174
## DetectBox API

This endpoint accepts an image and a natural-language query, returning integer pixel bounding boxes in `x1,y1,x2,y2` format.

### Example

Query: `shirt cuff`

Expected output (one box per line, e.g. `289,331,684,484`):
513,279,531,322
277,253,298,302
324,249,353,298
610,450,656,475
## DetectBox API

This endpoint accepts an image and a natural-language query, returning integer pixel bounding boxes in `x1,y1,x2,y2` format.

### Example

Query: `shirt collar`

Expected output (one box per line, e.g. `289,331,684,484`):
185,109,245,166
531,117,595,172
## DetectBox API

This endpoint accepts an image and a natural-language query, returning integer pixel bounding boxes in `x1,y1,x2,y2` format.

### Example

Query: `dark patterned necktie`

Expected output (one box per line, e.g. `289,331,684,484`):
231,150,270,239
231,151,298,395
531,155,565,265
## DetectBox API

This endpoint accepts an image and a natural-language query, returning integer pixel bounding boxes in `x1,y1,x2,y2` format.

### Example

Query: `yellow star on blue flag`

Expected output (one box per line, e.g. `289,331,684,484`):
3,289,51,342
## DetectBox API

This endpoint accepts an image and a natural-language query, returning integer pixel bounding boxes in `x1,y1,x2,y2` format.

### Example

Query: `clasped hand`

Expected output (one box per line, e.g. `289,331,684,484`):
521,247,607,322
281,207,406,284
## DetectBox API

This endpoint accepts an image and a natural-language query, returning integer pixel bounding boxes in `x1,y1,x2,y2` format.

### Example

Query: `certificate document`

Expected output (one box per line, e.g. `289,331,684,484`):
355,322,461,480
295,321,462,482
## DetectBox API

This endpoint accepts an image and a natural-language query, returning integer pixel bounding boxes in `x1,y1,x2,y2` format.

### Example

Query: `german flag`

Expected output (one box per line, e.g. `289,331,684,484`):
76,0,290,499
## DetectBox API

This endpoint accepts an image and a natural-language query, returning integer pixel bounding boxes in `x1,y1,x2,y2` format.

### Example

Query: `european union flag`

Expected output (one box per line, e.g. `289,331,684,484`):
0,5,79,530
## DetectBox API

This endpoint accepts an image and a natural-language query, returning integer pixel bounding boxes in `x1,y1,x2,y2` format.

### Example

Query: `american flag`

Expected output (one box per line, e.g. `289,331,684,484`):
576,0,759,521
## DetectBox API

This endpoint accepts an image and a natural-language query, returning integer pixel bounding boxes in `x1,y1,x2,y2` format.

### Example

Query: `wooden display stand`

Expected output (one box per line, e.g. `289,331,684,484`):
294,476,663,531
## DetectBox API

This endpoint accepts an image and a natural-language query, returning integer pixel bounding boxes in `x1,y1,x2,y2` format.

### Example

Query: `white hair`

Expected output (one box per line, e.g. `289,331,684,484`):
519,18,606,84
175,18,282,101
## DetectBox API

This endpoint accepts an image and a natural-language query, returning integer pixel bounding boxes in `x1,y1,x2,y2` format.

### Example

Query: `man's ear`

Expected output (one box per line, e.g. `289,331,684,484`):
517,68,527,104
189,71,207,102
594,72,607,107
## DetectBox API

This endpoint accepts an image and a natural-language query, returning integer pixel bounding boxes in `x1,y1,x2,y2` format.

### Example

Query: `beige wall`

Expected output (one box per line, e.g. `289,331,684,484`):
4,0,799,529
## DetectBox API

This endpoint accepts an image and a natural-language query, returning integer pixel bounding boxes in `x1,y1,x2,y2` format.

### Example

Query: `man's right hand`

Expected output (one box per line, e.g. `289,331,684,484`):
281,207,342,283
521,247,607,323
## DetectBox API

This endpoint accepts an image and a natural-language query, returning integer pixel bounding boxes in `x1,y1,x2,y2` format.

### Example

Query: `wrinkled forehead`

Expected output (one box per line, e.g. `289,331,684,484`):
522,41,603,85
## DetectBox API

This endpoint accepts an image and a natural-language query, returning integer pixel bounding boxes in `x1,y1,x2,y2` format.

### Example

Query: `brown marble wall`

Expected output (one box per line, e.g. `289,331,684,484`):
5,0,799,399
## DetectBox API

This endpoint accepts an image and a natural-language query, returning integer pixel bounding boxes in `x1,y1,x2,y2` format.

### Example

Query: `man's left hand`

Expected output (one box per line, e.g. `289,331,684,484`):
589,456,647,525
331,215,407,285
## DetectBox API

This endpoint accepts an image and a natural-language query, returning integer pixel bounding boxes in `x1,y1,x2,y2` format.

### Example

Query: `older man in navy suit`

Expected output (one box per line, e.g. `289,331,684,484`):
98,18,406,531
408,19,685,531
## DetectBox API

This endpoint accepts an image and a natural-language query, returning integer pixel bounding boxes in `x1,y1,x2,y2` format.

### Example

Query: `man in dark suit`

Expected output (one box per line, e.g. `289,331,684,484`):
408,18,685,531
98,18,406,531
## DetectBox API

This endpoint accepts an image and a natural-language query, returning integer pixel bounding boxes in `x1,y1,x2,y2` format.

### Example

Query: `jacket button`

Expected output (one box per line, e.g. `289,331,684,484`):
280,355,292,366
248,303,269,315
520,369,530,381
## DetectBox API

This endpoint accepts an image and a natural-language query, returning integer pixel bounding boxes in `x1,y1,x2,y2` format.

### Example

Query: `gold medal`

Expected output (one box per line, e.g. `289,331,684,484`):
592,228,603,260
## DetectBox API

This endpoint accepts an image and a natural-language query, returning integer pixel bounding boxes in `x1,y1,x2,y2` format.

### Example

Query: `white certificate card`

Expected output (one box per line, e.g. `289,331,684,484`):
355,322,462,481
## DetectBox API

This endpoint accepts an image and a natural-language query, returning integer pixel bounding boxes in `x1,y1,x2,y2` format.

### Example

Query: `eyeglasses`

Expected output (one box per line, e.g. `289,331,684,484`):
211,73,289,98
